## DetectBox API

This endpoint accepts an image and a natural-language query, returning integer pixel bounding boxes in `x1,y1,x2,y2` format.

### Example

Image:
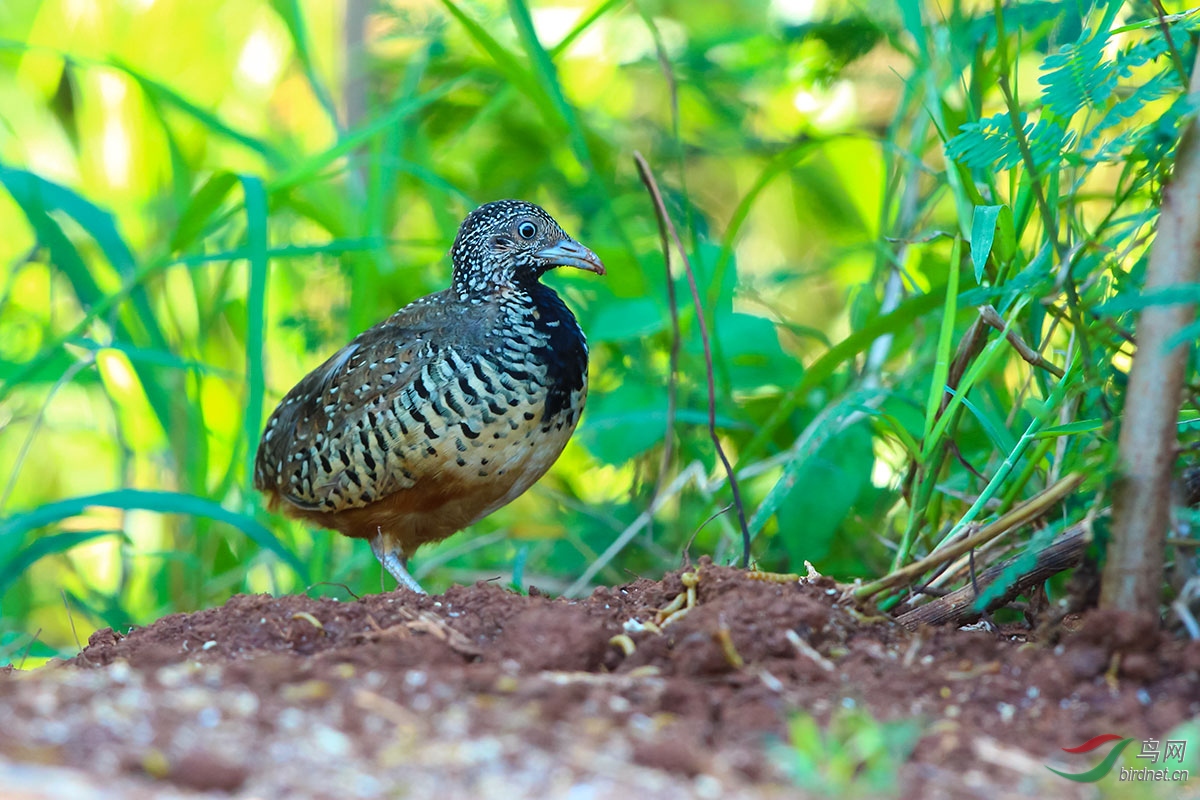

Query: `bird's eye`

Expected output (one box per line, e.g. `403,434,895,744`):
517,221,537,239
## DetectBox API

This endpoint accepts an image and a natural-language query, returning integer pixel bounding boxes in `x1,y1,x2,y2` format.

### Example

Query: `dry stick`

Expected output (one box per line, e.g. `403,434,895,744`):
632,20,684,550
645,149,682,500
60,590,82,652
1104,48,1200,614
996,69,1094,373
978,305,1065,378
17,627,43,671
1149,0,1189,83
565,461,711,595
895,520,1090,629
633,152,752,568
0,355,94,511
343,0,369,189
856,471,1084,601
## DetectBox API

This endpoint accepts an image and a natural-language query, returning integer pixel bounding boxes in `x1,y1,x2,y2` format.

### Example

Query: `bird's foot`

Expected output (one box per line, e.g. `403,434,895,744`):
370,534,426,595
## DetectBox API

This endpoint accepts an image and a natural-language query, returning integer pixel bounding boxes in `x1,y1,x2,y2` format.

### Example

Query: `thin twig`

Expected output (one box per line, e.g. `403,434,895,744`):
995,70,1094,371
564,461,710,596
978,305,1065,377
1149,0,1189,84
633,151,752,568
18,628,43,671
61,590,82,653
856,472,1084,601
640,7,685,502
642,143,682,499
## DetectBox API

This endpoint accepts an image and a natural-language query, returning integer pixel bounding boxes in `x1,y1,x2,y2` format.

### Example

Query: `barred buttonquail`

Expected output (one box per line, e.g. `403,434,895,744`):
254,200,604,593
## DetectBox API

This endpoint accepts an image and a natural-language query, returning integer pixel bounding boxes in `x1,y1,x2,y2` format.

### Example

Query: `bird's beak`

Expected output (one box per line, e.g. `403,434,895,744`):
534,239,606,276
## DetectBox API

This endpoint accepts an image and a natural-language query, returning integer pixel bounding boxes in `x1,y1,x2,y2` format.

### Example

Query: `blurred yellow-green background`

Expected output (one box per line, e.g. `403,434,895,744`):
1,0,1193,662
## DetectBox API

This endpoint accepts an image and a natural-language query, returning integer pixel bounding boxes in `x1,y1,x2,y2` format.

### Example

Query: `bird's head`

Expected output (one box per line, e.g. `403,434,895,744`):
450,200,605,297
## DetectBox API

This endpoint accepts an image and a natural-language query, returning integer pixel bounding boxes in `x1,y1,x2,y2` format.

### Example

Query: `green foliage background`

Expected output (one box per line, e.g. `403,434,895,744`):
1,0,1197,664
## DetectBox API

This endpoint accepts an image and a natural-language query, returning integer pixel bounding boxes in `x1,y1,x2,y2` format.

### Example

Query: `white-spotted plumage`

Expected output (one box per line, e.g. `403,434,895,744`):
254,200,604,593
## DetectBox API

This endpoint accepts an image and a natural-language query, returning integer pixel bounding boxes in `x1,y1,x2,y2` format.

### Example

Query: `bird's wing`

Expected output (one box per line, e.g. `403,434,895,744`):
253,292,500,512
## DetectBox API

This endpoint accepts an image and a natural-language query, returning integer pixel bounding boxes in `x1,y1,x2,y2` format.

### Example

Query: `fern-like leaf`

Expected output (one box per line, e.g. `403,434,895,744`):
945,112,1071,173
1038,29,1114,120
1080,71,1181,155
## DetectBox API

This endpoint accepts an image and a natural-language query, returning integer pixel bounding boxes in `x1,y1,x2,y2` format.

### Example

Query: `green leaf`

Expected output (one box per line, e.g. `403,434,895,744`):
268,76,470,193
703,311,797,392
588,297,667,342
970,205,1002,283
114,57,283,167
270,0,338,121
437,0,556,123
0,165,173,430
1038,28,1114,120
945,113,1073,173
579,380,667,464
739,288,945,466
774,423,874,566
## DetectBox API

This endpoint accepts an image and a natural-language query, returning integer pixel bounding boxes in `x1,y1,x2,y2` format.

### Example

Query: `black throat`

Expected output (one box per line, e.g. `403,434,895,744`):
525,281,588,422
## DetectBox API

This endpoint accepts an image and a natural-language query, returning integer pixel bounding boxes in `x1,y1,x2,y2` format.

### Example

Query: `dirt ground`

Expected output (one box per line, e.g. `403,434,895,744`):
1,559,1198,799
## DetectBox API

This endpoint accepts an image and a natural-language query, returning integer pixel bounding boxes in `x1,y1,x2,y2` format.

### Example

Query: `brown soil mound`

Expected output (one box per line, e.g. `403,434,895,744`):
2,559,1197,798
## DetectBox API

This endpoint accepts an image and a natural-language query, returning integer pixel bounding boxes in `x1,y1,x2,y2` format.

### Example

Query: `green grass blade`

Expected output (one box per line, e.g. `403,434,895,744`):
0,167,106,310
436,0,556,121
710,140,820,310
18,167,169,353
550,0,625,57
0,531,124,597
171,171,238,252
0,166,174,432
922,237,961,445
267,76,472,193
112,57,284,167
508,0,593,167
1034,419,1105,438
0,490,309,582
240,176,269,488
270,0,339,123
944,387,1018,454
936,360,1082,550
71,339,237,378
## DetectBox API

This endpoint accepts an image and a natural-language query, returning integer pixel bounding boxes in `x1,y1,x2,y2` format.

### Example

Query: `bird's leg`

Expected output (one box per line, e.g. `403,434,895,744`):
370,529,426,594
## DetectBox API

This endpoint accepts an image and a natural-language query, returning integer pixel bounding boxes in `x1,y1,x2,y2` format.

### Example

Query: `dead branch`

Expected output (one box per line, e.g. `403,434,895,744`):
856,472,1084,601
896,521,1090,629
633,152,752,568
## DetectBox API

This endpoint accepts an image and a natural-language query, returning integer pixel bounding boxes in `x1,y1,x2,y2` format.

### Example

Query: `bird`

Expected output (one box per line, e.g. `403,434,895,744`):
253,200,605,593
